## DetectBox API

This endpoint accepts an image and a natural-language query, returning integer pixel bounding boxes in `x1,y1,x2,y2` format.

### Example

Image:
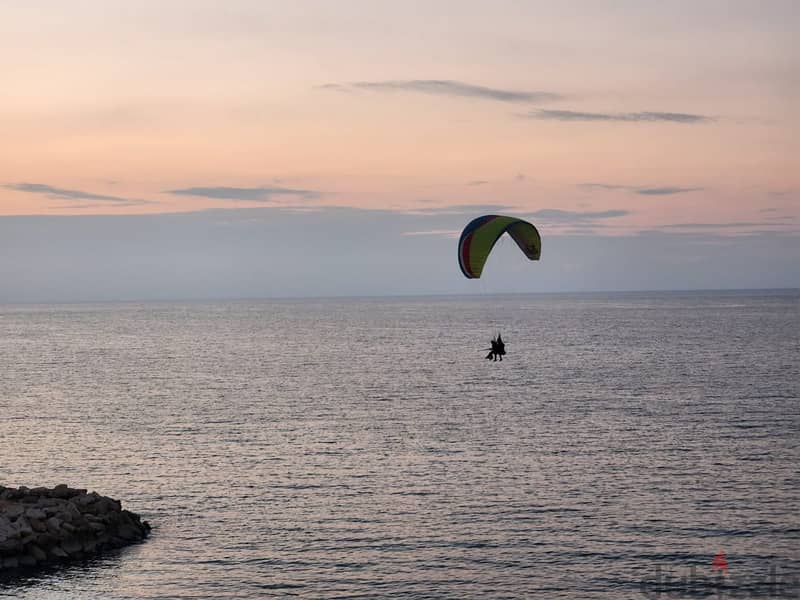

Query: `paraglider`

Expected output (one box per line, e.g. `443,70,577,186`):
457,215,541,279
458,215,541,361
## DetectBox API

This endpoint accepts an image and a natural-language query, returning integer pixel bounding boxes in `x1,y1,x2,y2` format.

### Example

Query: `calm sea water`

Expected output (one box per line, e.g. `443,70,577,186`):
1,291,798,599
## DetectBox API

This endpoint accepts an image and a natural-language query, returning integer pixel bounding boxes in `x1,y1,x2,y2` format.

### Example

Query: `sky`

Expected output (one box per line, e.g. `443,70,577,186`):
1,1,798,301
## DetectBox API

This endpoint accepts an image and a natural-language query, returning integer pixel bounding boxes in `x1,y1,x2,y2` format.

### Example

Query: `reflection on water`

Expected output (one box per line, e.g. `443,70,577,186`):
0,291,798,599
0,550,125,592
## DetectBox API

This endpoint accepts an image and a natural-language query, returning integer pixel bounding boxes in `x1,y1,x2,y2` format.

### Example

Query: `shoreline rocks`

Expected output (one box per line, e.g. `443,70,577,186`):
0,485,150,573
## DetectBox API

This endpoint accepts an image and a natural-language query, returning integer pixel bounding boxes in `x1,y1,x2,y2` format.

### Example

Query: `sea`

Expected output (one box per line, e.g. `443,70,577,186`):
0,290,798,599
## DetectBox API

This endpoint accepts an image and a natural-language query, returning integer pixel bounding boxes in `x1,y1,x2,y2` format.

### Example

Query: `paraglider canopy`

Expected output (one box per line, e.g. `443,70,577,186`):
458,215,541,279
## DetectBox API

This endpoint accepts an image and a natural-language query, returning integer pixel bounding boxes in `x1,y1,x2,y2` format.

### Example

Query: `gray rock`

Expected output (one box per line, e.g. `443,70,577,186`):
45,516,62,533
92,497,120,515
3,504,24,519
61,538,82,556
2,489,23,501
60,522,76,533
74,492,100,507
29,518,47,533
24,507,46,520
117,524,141,541
33,531,56,547
61,502,81,520
14,517,33,537
51,484,71,499
0,516,14,541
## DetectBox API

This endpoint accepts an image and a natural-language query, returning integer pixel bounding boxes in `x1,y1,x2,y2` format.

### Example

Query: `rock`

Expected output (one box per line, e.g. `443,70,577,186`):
61,538,82,556
3,504,24,519
0,516,14,540
29,518,47,533
2,489,23,501
25,507,47,520
0,485,150,574
116,524,141,541
88,521,106,533
14,517,33,537
51,484,71,499
34,531,56,547
45,516,62,533
92,497,120,515
74,492,100,507
61,501,82,520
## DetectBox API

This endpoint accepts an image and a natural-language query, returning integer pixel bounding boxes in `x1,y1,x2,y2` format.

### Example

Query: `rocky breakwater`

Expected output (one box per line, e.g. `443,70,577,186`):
0,484,150,572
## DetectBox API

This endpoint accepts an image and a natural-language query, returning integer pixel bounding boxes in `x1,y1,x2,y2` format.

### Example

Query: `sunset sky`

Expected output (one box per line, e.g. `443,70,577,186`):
1,1,798,300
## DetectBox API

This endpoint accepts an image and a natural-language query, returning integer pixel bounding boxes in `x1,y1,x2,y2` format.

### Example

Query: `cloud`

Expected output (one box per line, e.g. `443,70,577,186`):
48,204,110,210
322,80,561,103
166,186,316,202
579,183,702,195
635,187,703,195
579,183,630,191
524,109,712,123
5,182,152,207
526,208,629,223
402,229,461,237
660,221,795,230
402,203,514,216
768,190,795,198
562,229,598,235
467,180,488,186
402,206,629,231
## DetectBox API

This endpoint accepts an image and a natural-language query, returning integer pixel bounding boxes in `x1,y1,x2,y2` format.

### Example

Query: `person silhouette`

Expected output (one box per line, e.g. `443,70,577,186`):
495,333,505,361
486,337,499,361
485,334,506,361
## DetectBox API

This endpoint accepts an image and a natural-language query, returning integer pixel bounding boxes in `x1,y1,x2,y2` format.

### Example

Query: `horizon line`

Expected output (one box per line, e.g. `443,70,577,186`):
1,287,797,307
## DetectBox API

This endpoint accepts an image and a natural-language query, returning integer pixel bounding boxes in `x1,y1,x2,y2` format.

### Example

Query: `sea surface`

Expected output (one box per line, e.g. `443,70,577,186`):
1,290,798,599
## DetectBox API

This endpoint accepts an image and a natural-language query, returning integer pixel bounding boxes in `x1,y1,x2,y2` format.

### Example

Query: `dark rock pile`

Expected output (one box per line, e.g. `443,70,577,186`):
0,484,150,572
